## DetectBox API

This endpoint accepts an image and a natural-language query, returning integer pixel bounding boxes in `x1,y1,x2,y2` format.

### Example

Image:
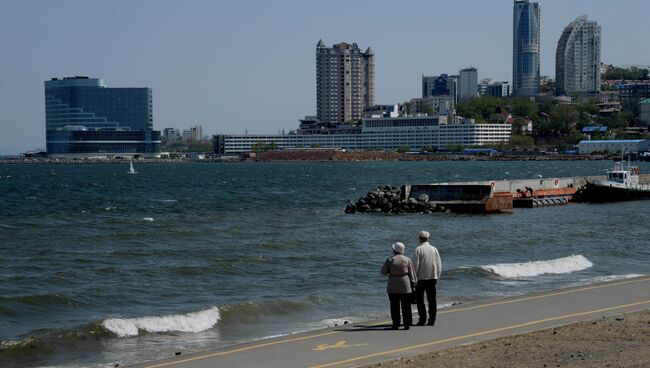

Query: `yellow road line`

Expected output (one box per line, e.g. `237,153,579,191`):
142,276,649,367
143,331,339,368
308,299,650,368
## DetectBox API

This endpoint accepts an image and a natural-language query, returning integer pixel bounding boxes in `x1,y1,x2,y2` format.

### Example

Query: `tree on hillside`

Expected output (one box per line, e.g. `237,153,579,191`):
602,67,649,80
456,96,506,123
510,98,538,121
415,101,434,115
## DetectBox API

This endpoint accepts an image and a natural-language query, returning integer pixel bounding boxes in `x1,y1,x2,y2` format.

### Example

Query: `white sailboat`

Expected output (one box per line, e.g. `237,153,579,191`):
128,159,137,175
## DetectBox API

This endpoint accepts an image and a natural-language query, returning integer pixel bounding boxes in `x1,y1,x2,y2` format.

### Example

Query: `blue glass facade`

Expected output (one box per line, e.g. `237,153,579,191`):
513,0,540,98
44,77,161,156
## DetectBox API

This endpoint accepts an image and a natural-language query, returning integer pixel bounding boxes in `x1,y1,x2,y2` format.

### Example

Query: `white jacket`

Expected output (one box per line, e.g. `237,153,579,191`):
414,242,442,280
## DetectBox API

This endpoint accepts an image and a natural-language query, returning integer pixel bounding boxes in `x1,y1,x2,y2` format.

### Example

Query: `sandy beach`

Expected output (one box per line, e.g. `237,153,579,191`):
365,309,650,368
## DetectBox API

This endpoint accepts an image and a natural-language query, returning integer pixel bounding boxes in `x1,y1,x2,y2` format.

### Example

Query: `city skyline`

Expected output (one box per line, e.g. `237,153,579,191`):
2,0,650,154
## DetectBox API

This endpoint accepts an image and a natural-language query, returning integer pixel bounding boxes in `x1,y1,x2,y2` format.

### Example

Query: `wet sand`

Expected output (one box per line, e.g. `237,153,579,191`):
365,309,650,368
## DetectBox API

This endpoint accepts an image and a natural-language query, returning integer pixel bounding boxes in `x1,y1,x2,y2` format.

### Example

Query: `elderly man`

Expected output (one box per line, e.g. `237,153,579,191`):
413,230,442,326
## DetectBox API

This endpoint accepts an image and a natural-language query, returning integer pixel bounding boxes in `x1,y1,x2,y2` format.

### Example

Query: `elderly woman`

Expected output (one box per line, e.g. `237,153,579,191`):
381,242,417,330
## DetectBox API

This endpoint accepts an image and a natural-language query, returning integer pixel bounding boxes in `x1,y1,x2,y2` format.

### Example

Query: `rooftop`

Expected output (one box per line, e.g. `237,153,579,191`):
579,139,648,144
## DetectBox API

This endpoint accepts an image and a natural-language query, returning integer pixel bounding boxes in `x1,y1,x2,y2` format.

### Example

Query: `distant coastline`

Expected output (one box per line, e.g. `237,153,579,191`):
0,151,607,164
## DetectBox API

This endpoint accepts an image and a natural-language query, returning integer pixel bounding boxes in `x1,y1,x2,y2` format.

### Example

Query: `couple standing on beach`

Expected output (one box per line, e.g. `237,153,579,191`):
381,231,442,330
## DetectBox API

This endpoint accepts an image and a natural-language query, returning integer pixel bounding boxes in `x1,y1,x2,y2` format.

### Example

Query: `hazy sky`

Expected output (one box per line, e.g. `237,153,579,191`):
1,0,649,154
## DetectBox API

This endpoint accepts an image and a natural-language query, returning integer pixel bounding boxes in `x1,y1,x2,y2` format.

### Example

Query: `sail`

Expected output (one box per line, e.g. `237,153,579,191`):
128,159,137,174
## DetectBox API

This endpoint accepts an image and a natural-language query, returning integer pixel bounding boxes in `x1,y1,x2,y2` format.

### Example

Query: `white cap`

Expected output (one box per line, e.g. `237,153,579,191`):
392,242,405,254
418,231,430,240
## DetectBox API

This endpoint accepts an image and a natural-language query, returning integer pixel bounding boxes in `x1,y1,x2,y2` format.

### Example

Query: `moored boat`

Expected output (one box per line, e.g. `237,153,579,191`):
577,161,650,202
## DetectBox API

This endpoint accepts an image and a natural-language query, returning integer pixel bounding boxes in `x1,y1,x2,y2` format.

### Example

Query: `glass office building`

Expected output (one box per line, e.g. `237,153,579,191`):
44,76,161,157
512,0,540,98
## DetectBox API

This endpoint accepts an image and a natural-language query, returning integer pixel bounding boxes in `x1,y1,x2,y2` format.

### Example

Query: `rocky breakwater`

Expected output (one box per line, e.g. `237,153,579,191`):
344,186,451,214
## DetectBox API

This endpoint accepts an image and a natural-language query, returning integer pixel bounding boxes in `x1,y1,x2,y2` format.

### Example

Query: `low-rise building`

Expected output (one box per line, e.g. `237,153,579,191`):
578,139,650,154
409,96,455,115
486,82,512,97
163,128,181,140
183,125,203,141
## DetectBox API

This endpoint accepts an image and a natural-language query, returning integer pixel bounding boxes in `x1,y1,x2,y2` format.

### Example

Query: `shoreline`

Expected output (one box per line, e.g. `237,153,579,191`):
364,309,650,368
0,153,609,165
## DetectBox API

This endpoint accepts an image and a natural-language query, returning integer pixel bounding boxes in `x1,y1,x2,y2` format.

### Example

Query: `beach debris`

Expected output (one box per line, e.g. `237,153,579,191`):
616,317,625,321
344,185,448,215
175,352,182,356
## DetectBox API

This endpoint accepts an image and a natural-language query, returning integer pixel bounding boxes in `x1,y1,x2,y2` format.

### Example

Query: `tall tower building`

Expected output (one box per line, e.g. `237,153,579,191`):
458,67,479,101
316,40,375,124
556,15,601,97
44,76,160,157
513,0,541,98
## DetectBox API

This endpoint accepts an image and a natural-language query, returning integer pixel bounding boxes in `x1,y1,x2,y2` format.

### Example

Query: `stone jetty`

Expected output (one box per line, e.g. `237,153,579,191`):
344,186,451,214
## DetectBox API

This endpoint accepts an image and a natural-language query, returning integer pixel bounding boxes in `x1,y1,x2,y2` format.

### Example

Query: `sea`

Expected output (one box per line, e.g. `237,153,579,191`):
1,160,649,367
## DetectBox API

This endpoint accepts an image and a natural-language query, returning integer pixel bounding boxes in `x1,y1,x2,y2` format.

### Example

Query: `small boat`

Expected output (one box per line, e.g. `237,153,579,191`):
578,159,650,202
128,159,137,175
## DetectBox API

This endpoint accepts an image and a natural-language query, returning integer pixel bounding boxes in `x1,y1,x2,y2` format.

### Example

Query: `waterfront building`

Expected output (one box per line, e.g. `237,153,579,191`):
556,16,601,98
162,128,181,140
44,76,160,158
213,116,511,155
578,139,650,155
513,0,541,98
316,40,375,124
458,67,478,101
422,74,458,102
182,125,203,141
640,99,650,126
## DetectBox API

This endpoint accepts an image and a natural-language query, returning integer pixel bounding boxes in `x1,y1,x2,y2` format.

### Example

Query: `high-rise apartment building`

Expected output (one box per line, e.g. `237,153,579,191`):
458,67,478,101
316,40,375,124
44,76,160,157
513,0,541,98
556,15,601,97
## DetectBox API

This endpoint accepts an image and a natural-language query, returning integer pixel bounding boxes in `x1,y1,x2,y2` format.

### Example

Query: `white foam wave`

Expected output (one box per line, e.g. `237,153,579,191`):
140,217,154,222
572,274,645,287
102,306,220,337
480,255,593,278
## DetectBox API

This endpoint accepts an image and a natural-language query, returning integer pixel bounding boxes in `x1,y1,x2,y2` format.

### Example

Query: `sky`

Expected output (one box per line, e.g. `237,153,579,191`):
1,0,649,154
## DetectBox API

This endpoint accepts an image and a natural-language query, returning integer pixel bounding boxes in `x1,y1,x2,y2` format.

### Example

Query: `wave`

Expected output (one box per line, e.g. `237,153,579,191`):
218,298,319,324
478,255,593,278
140,217,154,222
102,306,220,337
571,273,645,287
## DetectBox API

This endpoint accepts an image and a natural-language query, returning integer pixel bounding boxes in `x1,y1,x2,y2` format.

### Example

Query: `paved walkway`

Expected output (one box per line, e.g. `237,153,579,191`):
130,276,650,368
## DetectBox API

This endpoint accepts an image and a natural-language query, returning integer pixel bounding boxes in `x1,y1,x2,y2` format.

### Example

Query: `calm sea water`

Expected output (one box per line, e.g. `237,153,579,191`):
1,161,649,367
